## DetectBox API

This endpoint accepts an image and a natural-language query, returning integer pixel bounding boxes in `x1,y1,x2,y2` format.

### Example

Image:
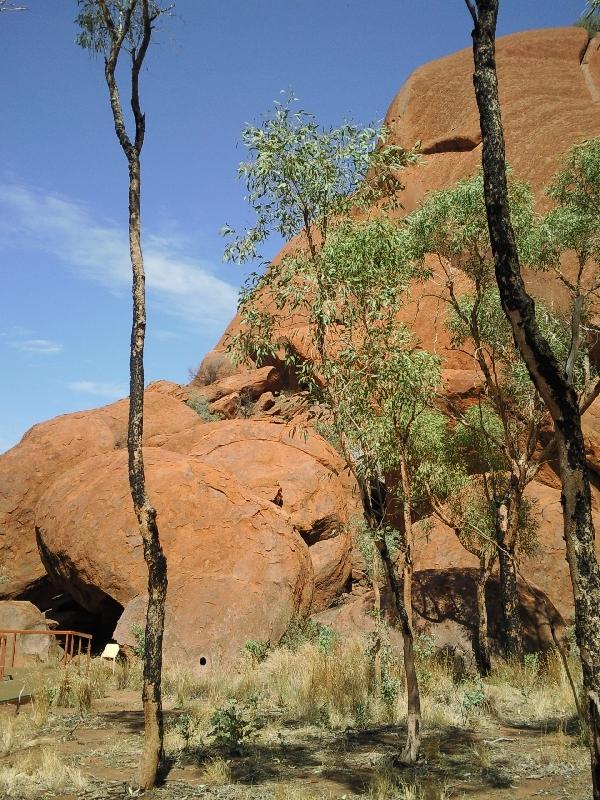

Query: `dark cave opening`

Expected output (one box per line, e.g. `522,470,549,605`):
17,578,124,655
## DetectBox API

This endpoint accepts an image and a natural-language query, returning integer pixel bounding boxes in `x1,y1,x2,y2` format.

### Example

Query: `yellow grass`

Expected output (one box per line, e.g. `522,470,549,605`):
0,747,87,798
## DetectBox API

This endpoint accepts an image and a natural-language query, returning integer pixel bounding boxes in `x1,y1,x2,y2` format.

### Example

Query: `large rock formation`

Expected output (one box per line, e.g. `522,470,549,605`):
0,386,204,599
2,27,600,667
34,448,314,667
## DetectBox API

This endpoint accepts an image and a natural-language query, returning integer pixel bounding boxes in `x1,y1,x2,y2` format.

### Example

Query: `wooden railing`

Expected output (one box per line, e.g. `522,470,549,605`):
0,629,92,680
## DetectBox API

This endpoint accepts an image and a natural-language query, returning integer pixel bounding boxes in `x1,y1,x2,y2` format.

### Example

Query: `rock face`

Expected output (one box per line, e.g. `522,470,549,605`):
315,568,567,663
414,481,600,622
35,448,313,668
0,388,203,599
187,419,355,611
2,27,600,666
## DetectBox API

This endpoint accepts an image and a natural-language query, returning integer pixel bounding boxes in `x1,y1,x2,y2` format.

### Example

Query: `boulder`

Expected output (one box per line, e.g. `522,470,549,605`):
190,366,281,404
209,392,241,419
187,419,357,610
0,391,202,599
0,600,57,665
34,448,313,668
386,27,597,214
255,392,276,413
215,28,600,366
193,350,239,386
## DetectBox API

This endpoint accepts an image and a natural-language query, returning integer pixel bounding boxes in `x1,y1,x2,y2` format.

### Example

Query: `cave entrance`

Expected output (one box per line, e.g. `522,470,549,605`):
17,578,124,656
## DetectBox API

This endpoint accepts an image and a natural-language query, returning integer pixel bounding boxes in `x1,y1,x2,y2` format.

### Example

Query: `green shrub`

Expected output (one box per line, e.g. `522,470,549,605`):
244,639,270,663
278,617,336,653
168,711,198,745
186,394,219,421
131,623,146,660
208,699,262,754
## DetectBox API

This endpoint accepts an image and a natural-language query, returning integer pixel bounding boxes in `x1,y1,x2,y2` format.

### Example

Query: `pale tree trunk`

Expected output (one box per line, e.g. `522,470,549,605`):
97,0,168,788
378,538,421,764
397,453,420,764
466,1,600,794
362,479,421,764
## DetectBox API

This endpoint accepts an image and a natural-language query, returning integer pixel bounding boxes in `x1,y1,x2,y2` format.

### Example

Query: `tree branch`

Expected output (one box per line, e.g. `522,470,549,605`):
100,0,137,160
464,0,478,26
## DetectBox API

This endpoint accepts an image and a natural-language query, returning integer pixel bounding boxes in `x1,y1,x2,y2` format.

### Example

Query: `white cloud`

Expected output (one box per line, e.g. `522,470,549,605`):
68,381,128,399
10,338,63,355
0,182,239,329
152,329,181,341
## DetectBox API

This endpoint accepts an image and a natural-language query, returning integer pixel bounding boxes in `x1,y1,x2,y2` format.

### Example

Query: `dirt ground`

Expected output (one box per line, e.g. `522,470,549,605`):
1,686,592,800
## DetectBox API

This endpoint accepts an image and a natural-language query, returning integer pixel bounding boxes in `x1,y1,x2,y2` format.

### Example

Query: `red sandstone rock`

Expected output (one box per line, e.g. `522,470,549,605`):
315,568,566,659
215,28,599,365
0,392,203,598
583,396,600,477
193,350,239,385
34,448,313,668
414,481,600,623
187,419,356,611
190,366,281,404
255,392,276,413
209,392,241,419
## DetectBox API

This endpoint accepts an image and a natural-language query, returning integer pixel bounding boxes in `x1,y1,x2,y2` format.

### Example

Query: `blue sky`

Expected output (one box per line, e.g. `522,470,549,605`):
0,0,587,452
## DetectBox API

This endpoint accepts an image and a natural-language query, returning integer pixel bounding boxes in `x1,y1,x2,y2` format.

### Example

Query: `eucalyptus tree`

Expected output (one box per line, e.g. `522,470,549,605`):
465,1,600,793
224,101,432,763
538,138,600,409
76,0,172,788
403,173,573,662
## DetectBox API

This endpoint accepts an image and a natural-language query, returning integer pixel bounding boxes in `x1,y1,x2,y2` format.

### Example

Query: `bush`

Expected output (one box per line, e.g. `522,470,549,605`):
186,394,219,421
131,622,146,660
278,617,336,653
208,699,263,754
244,639,270,664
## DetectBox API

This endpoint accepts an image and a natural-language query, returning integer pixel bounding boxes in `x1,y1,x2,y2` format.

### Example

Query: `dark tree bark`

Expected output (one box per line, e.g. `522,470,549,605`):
96,0,168,789
465,2,600,795
496,484,524,661
475,556,493,676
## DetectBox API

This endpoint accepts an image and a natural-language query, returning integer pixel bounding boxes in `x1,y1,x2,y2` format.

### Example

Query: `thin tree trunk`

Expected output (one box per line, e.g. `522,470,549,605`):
371,540,383,690
497,543,522,660
127,155,168,790
378,537,421,765
475,557,493,676
466,2,600,794
399,455,414,629
496,487,523,661
97,1,168,788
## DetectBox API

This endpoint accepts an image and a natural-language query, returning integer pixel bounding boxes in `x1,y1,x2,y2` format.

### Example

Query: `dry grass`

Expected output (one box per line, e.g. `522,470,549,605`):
0,636,585,799
158,635,582,747
0,747,87,798
486,650,580,726
200,756,233,785
368,766,450,800
272,784,335,800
